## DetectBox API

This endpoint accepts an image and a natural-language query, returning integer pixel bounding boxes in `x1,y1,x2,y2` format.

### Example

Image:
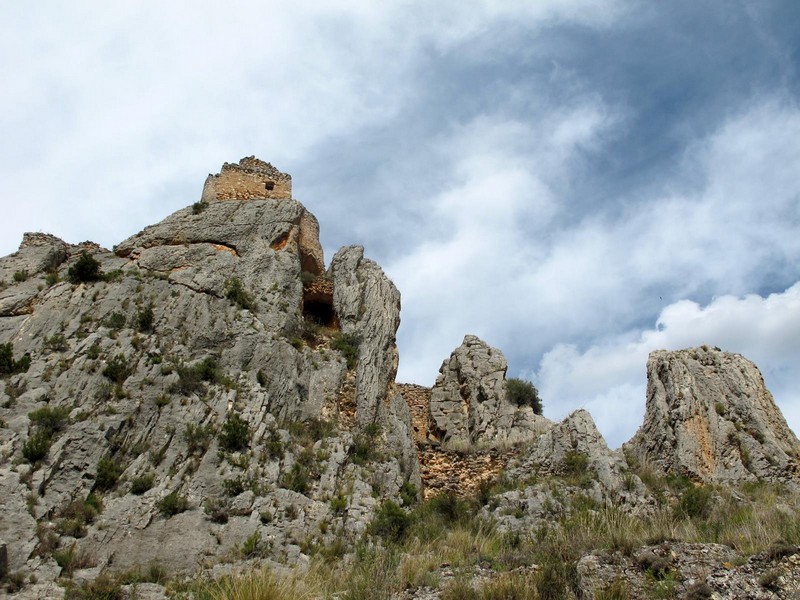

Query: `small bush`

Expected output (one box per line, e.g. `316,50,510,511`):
219,413,250,452
185,423,214,455
282,463,311,495
204,498,230,524
400,481,419,507
331,494,348,516
45,271,60,286
256,369,268,387
130,474,154,495
136,305,155,333
44,333,68,352
95,457,123,491
369,500,412,543
506,378,543,414
86,343,101,360
225,277,255,311
157,492,189,517
192,200,208,214
677,485,713,519
13,270,29,282
103,312,127,330
0,343,31,376
102,354,132,384
331,332,361,370
67,252,102,283
265,429,284,459
300,270,316,286
171,358,227,396
563,451,589,476
53,543,96,577
28,406,70,437
22,431,51,464
64,574,122,599
241,531,268,558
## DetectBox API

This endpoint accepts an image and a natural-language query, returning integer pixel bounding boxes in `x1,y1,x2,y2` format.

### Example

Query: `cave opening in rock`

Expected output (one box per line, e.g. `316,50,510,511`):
303,298,338,327
301,276,339,329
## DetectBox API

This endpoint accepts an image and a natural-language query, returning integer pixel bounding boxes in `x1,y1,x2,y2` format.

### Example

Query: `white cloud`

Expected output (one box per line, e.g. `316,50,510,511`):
0,1,626,256
536,283,800,448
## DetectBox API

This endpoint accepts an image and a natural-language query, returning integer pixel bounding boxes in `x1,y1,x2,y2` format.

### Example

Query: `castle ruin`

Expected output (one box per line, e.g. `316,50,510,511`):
201,156,292,202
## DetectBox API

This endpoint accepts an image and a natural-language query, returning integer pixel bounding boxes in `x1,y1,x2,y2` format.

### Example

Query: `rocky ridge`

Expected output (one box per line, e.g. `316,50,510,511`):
0,159,798,599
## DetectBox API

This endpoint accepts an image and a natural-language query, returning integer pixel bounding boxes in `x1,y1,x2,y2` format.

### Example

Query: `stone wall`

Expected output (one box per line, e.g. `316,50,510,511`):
201,156,292,202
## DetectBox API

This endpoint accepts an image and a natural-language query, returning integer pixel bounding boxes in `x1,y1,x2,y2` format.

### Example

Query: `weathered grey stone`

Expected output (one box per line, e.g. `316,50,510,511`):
428,335,548,449
0,167,421,588
624,346,800,484
488,410,651,533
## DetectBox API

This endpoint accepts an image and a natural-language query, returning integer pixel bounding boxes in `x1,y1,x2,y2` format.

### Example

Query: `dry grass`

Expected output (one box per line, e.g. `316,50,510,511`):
191,481,800,600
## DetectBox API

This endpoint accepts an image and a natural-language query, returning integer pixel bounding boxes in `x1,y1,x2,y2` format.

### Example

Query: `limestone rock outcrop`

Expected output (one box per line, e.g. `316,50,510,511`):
0,159,419,591
428,335,548,449
489,410,651,532
624,346,800,485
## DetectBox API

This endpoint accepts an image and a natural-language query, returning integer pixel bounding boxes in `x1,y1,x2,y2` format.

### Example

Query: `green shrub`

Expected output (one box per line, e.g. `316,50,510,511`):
103,312,127,330
282,463,311,495
225,277,255,311
563,451,589,475
53,542,95,577
44,333,68,352
86,343,101,360
22,431,51,463
219,413,250,452
157,492,189,517
67,252,102,283
192,200,208,214
331,332,361,370
130,474,154,495
64,574,122,599
45,272,60,286
185,423,214,455
331,494,348,516
241,531,267,558
102,354,132,384
136,305,154,333
13,270,29,282
0,343,31,376
28,406,70,437
204,498,230,524
95,457,123,491
369,500,412,543
265,429,284,459
677,485,713,519
300,271,316,286
171,358,227,396
400,481,419,507
506,378,543,414
427,491,469,525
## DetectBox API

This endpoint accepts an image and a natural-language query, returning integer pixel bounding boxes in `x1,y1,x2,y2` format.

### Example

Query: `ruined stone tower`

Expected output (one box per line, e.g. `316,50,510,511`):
201,156,292,202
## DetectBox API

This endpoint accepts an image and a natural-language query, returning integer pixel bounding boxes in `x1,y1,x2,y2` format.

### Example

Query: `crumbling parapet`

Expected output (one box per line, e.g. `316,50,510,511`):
201,156,292,202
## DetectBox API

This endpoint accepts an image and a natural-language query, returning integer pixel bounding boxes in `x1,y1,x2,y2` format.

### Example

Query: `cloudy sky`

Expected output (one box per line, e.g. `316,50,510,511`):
3,1,800,447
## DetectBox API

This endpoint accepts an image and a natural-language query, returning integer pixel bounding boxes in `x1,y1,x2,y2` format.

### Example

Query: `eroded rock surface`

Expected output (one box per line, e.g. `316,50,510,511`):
0,159,419,591
428,335,548,449
624,346,800,485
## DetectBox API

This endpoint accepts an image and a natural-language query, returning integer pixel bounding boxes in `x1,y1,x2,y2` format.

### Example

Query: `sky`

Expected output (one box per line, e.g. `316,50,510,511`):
2,1,800,448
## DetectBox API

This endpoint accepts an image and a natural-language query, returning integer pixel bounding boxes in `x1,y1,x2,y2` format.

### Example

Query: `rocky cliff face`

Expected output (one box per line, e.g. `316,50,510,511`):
428,335,548,449
0,160,419,591
624,346,800,485
2,160,800,598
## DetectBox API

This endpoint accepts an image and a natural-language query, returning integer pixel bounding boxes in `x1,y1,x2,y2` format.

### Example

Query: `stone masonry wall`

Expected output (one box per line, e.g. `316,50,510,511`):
201,156,292,201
